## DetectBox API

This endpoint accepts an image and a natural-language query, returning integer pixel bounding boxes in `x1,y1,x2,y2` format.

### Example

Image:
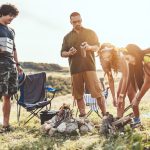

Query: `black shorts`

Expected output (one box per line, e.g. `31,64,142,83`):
0,60,18,97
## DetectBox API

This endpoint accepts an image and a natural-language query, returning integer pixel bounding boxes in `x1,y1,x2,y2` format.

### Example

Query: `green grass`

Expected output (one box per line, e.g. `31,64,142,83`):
0,93,150,150
0,68,150,150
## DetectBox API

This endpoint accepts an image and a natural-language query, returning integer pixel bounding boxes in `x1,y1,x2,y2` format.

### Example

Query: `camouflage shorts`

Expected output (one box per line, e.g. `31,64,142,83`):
0,61,18,97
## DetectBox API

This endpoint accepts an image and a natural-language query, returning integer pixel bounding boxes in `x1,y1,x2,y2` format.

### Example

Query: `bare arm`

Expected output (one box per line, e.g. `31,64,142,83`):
88,45,99,52
106,71,117,106
117,57,129,117
13,50,19,64
132,65,150,106
137,75,150,100
81,42,99,52
13,50,22,73
118,57,129,97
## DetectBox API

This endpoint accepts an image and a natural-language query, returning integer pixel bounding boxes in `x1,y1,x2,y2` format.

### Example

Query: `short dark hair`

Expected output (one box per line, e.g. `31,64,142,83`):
70,12,80,19
0,4,19,17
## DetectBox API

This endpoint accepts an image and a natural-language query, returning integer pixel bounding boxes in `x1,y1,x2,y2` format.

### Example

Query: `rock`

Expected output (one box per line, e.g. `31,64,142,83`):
41,123,52,133
77,118,85,127
79,125,89,134
48,128,57,136
57,122,66,133
69,118,76,123
65,122,78,134
45,116,57,124
86,122,94,132
84,118,90,123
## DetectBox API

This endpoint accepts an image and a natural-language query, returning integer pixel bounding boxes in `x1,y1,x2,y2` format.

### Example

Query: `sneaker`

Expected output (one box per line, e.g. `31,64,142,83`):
130,117,141,128
102,112,110,117
79,114,87,118
0,125,13,133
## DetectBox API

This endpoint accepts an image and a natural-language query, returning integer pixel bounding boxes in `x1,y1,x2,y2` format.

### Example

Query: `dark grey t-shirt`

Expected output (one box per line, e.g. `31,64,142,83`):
0,23,16,63
61,27,100,75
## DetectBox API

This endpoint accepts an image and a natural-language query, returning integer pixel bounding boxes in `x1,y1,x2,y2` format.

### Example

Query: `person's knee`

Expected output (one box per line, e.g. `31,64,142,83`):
97,96,104,101
3,96,11,103
76,96,83,101
127,92,135,101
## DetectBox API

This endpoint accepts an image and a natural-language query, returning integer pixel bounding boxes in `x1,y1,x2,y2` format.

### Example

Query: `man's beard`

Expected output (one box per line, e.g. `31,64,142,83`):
75,25,81,30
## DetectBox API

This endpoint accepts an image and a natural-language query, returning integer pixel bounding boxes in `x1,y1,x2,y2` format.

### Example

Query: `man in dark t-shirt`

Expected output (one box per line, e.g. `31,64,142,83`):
61,12,106,117
0,4,22,132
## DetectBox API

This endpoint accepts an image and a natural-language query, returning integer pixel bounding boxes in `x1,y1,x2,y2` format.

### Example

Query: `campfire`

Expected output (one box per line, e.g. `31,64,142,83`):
41,103,94,136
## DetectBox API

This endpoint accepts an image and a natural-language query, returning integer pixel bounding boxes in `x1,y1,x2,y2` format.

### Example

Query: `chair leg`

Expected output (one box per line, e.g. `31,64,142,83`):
48,92,56,110
76,108,79,117
24,107,46,125
94,110,102,119
86,110,102,118
48,101,52,110
24,112,39,125
86,110,92,117
26,109,40,119
17,104,21,126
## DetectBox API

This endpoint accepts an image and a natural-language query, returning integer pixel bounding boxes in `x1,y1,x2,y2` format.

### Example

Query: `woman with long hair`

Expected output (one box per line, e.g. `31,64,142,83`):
99,43,150,125
99,43,119,107
99,43,140,125
124,44,150,110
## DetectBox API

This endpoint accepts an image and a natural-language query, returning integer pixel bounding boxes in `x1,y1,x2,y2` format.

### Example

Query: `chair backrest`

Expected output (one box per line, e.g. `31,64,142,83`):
84,94,99,111
19,72,46,104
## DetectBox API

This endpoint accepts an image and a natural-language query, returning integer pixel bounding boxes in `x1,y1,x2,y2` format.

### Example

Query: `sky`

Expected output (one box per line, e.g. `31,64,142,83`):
1,0,150,69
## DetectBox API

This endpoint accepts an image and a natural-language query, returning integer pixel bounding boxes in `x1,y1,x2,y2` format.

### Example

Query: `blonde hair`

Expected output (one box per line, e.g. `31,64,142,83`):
99,43,120,74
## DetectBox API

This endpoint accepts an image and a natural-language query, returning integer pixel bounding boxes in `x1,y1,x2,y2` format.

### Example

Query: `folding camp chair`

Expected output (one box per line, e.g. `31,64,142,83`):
15,72,61,125
84,94,102,118
100,77,109,99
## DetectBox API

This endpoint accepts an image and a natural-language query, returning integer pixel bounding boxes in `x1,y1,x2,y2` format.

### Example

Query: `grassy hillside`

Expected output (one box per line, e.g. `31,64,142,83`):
20,62,67,72
46,75,71,95
19,62,71,96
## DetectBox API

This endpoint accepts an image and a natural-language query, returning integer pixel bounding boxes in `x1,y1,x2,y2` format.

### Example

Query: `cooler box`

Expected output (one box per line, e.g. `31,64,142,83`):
40,110,59,125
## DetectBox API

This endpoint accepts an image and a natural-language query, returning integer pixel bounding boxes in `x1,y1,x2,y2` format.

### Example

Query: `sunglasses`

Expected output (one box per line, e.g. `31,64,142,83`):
72,20,81,24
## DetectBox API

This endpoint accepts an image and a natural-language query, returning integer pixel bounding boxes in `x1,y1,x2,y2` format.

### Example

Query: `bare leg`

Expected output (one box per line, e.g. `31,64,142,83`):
97,96,106,116
127,84,139,117
117,100,125,118
107,72,117,107
117,79,125,118
2,96,11,127
76,98,86,115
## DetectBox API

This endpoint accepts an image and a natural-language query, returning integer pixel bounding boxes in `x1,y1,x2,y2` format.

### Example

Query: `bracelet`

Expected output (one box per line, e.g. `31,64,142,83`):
16,63,21,66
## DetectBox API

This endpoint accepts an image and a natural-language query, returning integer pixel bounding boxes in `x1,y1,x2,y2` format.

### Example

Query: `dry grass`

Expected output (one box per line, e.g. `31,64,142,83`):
0,92,149,150
0,70,150,149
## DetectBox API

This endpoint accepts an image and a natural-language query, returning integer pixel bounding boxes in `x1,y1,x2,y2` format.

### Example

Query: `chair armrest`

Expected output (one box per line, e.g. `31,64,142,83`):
45,87,62,93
